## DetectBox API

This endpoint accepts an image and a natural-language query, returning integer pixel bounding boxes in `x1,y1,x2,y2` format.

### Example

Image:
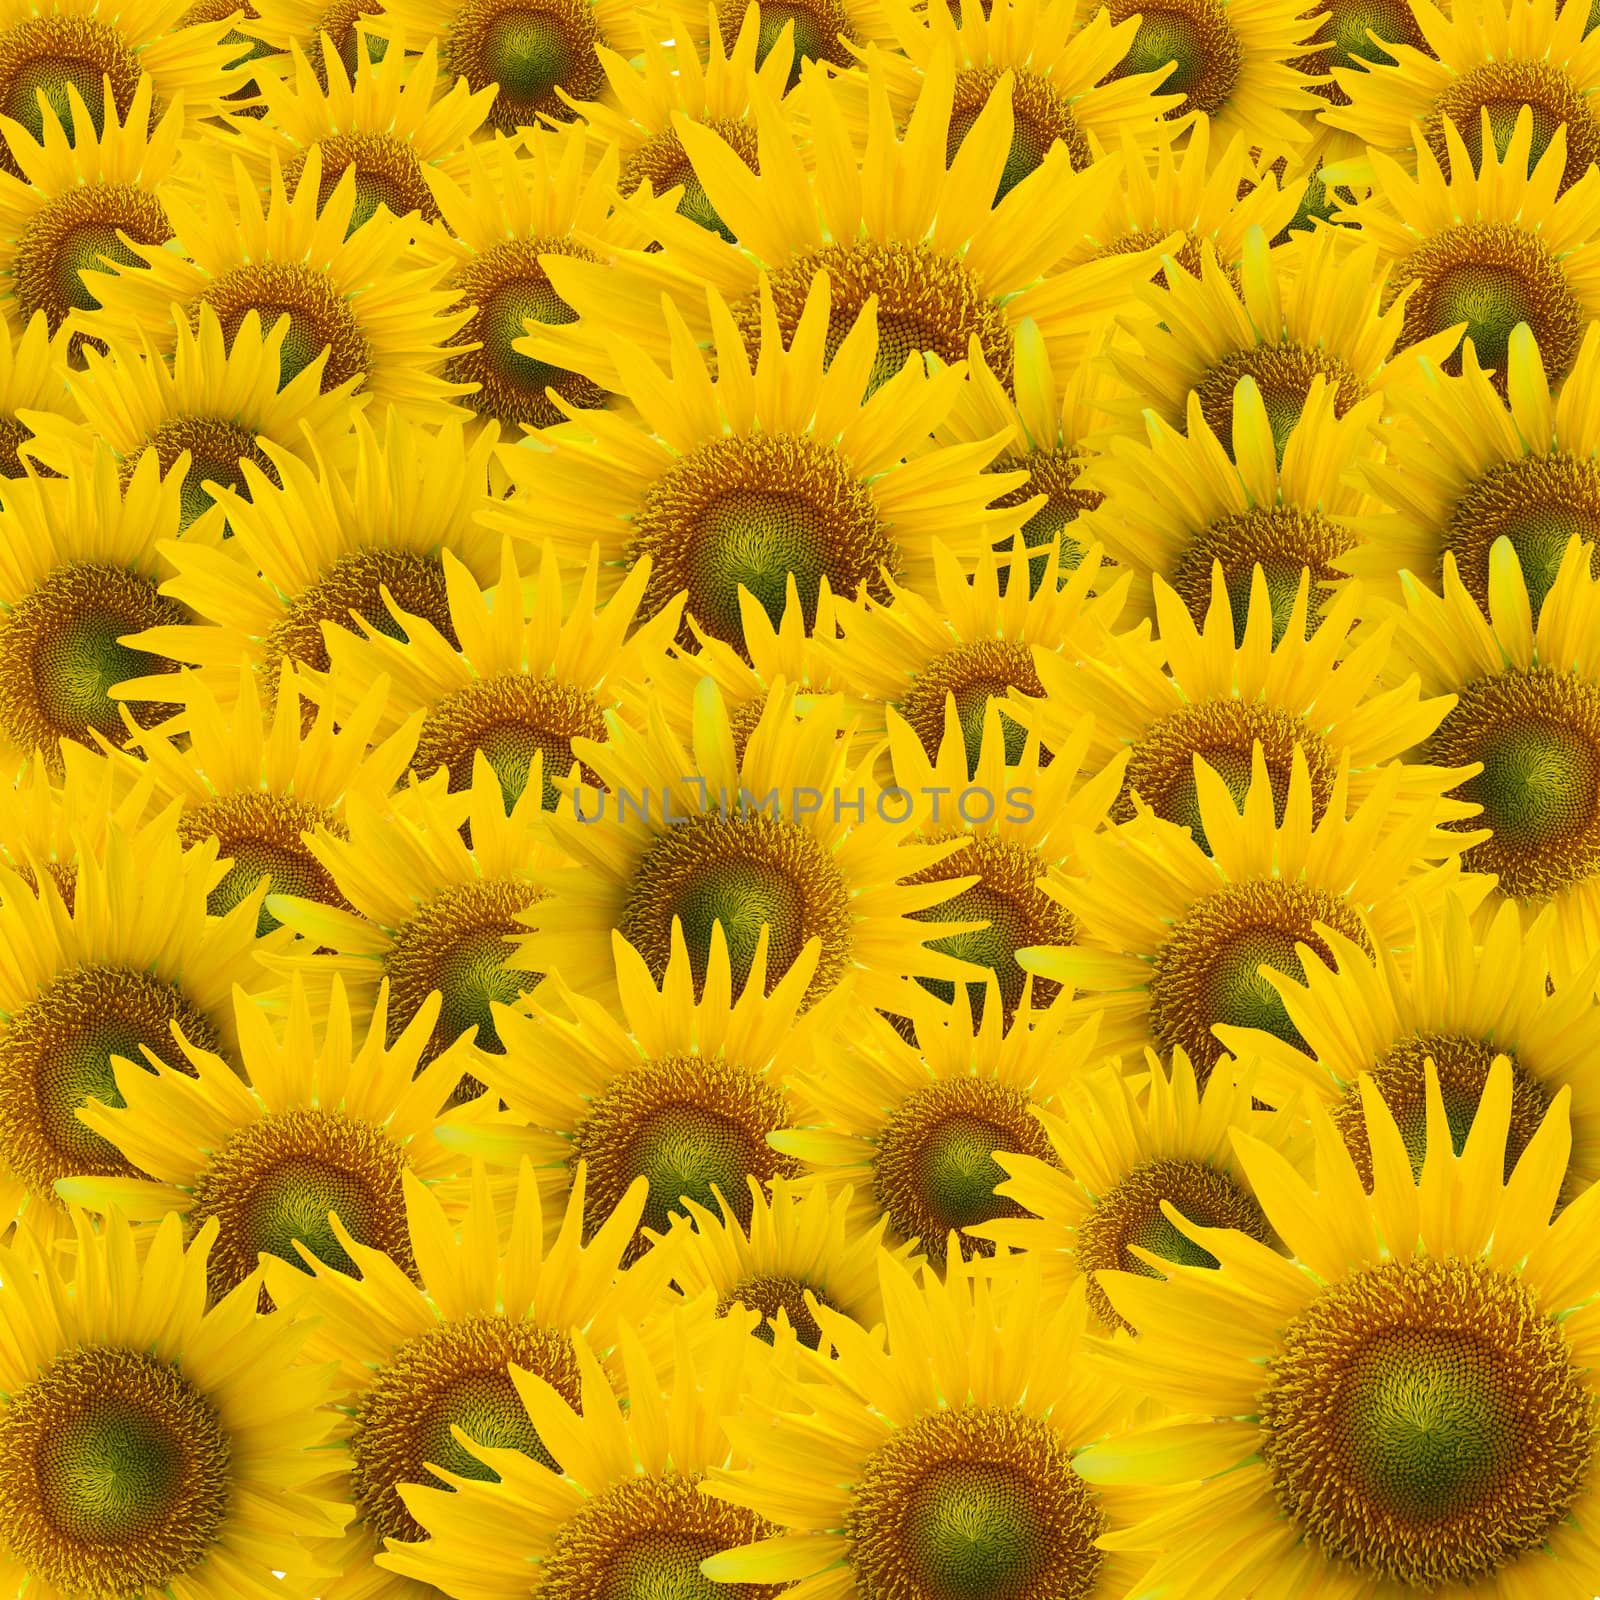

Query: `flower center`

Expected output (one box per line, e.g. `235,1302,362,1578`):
897,641,1045,775
0,562,185,765
1425,667,1600,901
874,1078,1058,1256
1075,1156,1274,1331
1292,0,1426,101
14,184,170,350
737,239,1014,395
1168,506,1355,646
1192,345,1367,464
0,967,218,1201
445,0,606,131
176,794,350,936
542,1472,785,1600
136,416,278,533
1331,1033,1554,1189
984,451,1102,592
413,675,607,814
1149,880,1373,1078
715,0,857,82
284,132,438,237
266,547,457,677
1444,455,1600,622
198,260,372,391
444,236,609,429
1123,701,1340,850
1392,221,1585,389
620,117,759,241
1260,1256,1594,1586
0,1347,230,1595
0,17,143,162
903,835,1076,1025
1423,62,1600,192
1102,0,1243,118
619,811,854,1006
848,1408,1104,1600
186,1105,414,1306
570,1054,801,1259
382,878,546,1071
628,432,897,655
351,1316,582,1545
948,67,1093,201
718,1273,838,1349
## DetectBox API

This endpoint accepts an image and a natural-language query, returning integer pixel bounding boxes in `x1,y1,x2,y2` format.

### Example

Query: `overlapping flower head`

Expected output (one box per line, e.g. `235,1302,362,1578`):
1,0,1600,1594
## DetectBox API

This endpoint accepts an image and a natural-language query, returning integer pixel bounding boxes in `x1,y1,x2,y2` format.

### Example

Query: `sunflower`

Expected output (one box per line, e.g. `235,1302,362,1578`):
19,303,365,535
653,1176,920,1351
816,534,1132,774
1324,0,1600,196
261,1160,678,1596
1086,0,1326,162
1078,368,1381,639
931,322,1119,587
1214,889,1600,1199
300,537,681,817
0,1208,347,1597
519,49,1166,399
0,737,150,907
0,809,285,1252
1018,744,1488,1076
1347,319,1600,622
378,1304,783,1598
1076,116,1307,280
771,976,1103,1257
567,4,796,243
424,126,657,438
488,273,1034,661
58,974,478,1313
0,312,67,475
680,0,891,84
75,149,472,421
702,1248,1152,1600
247,0,383,84
370,0,649,137
1286,0,1431,136
1386,534,1600,991
459,918,833,1261
228,33,495,239
850,0,1183,201
0,74,198,357
111,410,502,718
1098,222,1460,451
0,445,192,775
266,754,560,1098
510,677,990,1014
1075,1057,1600,1598
876,693,1129,1030
118,660,417,936
0,0,251,178
1004,563,1471,845
971,1048,1306,1327
1334,109,1600,391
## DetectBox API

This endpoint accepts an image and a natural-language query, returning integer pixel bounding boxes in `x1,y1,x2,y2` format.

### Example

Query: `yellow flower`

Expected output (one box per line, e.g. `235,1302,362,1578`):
76,151,472,422
1076,1059,1600,1598
1215,889,1600,1196
489,272,1032,661
1387,533,1600,991
702,1250,1153,1600
59,975,478,1307
263,1160,675,1597
0,809,286,1250
300,538,682,817
0,1209,346,1596
1348,320,1600,621
0,311,67,477
1020,744,1487,1076
772,976,1102,1256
